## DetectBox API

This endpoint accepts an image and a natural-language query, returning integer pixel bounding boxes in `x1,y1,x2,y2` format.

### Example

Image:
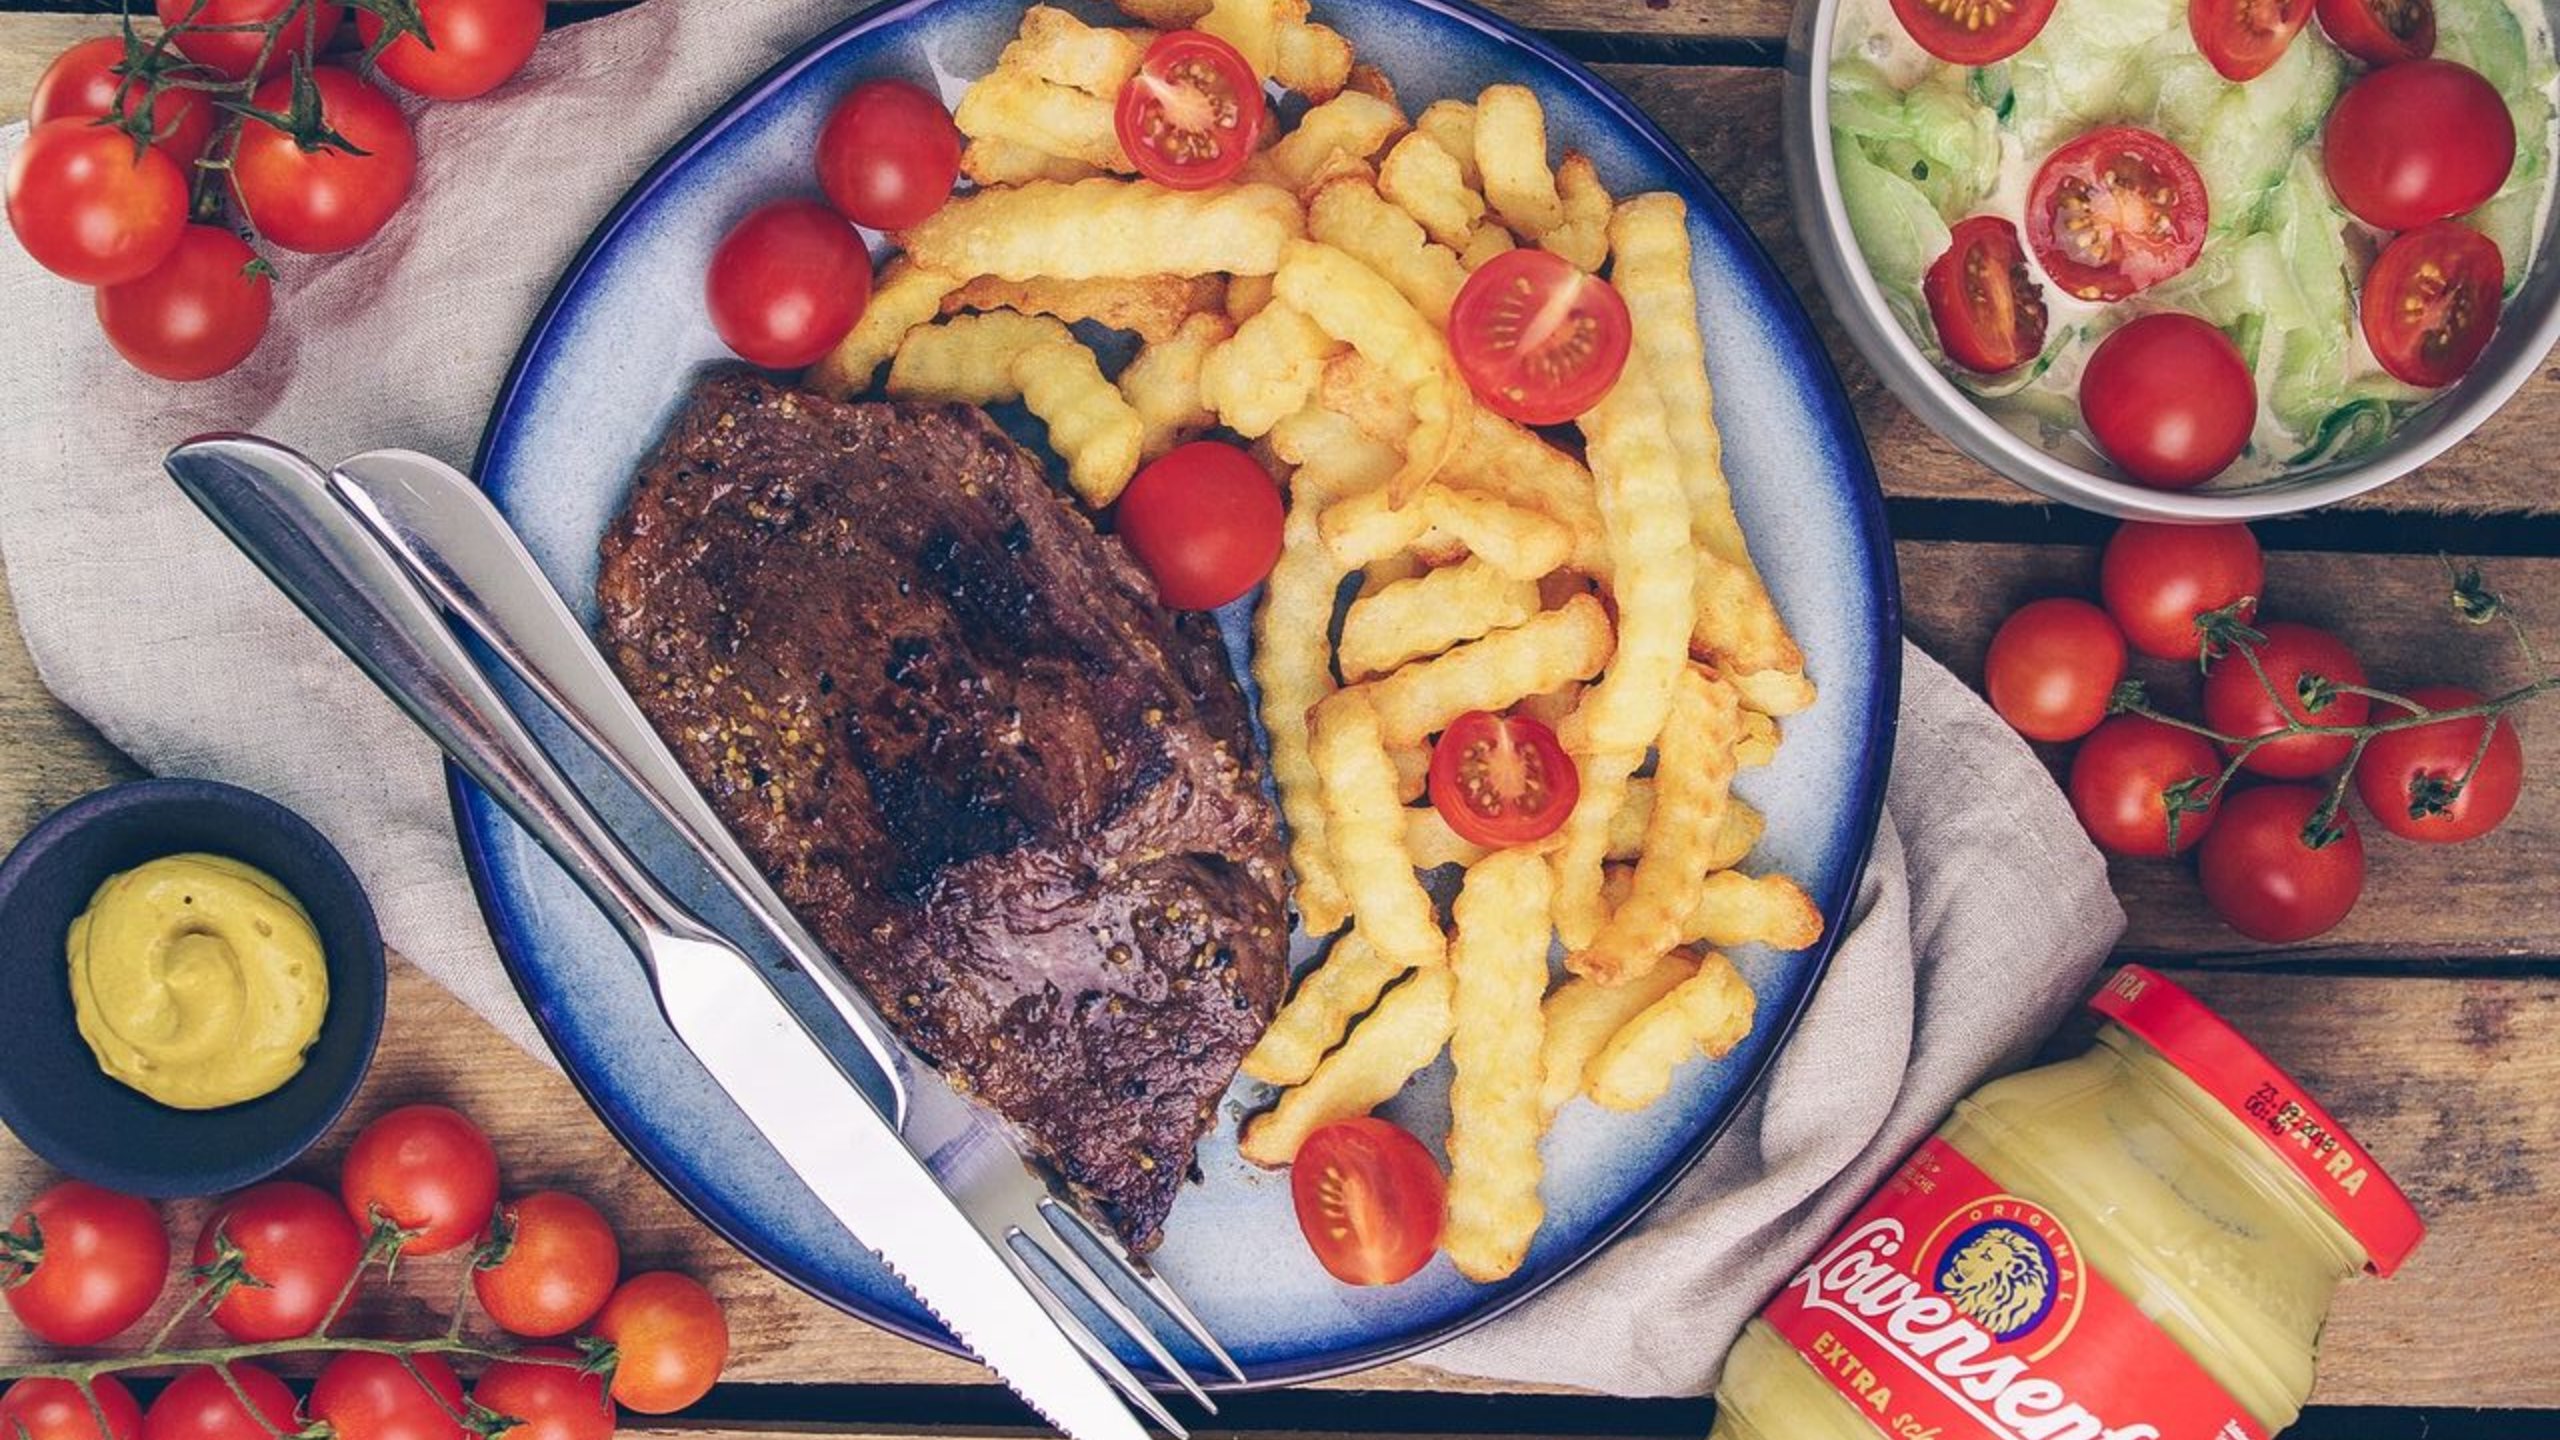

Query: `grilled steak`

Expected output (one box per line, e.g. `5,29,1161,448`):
596,370,1288,1248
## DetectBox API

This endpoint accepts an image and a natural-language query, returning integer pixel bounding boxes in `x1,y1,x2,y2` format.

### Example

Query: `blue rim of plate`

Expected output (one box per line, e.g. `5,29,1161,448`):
458,0,1901,1390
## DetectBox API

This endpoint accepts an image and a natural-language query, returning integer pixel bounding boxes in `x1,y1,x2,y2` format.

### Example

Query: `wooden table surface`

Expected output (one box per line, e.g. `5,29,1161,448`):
3,3,2556,1437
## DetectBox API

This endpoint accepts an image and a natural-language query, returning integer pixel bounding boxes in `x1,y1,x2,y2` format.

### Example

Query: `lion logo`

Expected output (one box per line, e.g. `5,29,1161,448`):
1934,1221,2055,1340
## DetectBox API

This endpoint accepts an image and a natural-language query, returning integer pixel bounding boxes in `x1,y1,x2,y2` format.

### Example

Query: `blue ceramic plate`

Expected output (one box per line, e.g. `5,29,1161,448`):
461,0,1899,1386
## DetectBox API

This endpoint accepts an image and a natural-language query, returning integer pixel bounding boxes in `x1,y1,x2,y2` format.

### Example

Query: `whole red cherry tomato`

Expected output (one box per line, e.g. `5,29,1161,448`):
816,79,962,231
2202,621,2372,778
2,1377,142,1440
2198,785,2365,944
155,0,340,80
95,225,273,382
2,1182,169,1347
1112,441,1284,610
5,118,189,285
2099,521,2264,662
2068,715,2225,858
234,68,418,255
193,1181,364,1342
341,1104,501,1257
704,200,874,368
310,1353,466,1440
31,37,217,166
1983,598,2127,744
357,0,545,101
141,1366,300,1440
593,1273,729,1415
2324,60,2515,231
472,1350,615,1440
2079,314,2257,490
2352,684,2524,843
473,1191,621,1338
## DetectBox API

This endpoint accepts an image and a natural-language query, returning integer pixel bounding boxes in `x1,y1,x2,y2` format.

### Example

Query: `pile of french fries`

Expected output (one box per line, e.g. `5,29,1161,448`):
804,0,1827,1287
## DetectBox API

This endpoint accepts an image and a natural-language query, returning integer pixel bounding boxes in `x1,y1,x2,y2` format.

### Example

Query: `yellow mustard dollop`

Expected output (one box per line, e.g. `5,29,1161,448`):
66,853,329,1111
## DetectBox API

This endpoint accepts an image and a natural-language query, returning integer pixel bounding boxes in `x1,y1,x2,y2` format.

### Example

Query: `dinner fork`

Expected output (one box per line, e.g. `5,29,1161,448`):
322,449,1246,1401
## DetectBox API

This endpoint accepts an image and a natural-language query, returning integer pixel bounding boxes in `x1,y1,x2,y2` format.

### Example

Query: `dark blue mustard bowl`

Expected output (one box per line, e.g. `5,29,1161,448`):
0,778,384,1197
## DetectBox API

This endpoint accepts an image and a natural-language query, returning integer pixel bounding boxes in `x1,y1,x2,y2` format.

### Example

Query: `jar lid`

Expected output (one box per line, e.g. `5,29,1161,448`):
2091,965,2423,1276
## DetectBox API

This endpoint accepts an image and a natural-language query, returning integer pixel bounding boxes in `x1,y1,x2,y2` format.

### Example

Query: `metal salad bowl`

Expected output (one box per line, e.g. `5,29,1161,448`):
1782,0,2560,521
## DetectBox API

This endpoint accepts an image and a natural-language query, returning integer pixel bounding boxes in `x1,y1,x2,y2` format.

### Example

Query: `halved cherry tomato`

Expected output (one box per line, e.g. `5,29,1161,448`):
1290,1117,1445,1287
1112,441,1283,610
1886,0,2058,65
1924,216,2049,374
2316,0,2435,64
2202,621,2371,779
2080,314,2256,490
1428,710,1580,847
2352,685,2524,843
2025,126,2209,303
2190,0,2316,82
817,79,962,231
1447,248,1633,424
2362,222,2504,389
2324,60,2514,231
1114,30,1263,191
31,37,217,166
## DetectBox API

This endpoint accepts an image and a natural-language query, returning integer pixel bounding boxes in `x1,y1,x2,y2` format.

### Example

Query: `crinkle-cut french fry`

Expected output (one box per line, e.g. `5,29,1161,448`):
1460,222,1517,268
1550,757,1636,950
1572,669,1743,986
886,310,1075,403
1473,84,1565,237
1608,193,1811,717
1226,271,1276,324
1272,241,1463,506
886,314,1143,505
1443,850,1553,1282
902,178,1304,281
1364,594,1615,749
1318,351,1422,448
1268,406,1401,502
1201,300,1337,439
1514,682,1582,735
1198,0,1286,75
1404,805,1481,871
1263,93,1408,196
1540,152,1612,272
1565,345,1696,757
1537,954,1700,1121
1339,559,1541,681
1345,61,1398,108
1318,484,1569,581
1308,177,1468,327
1002,6,1149,94
1607,784,1764,869
1274,19,1354,100
1414,100,1480,188
1680,871,1825,951
1241,931,1407,1086
1738,708,1779,768
1120,311,1232,461
1361,550,1427,596
1238,967,1454,1167
1112,0,1210,24
1379,130,1487,251
953,67,1132,172
1586,954,1756,1111
1445,409,1607,569
1255,476,1352,937
946,273,1225,344
959,137,1103,187
1390,738,1430,804
1310,690,1448,971
805,259,964,399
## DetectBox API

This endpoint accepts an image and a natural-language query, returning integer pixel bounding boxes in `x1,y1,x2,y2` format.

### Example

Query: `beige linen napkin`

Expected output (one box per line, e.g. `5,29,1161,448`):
0,0,2123,1394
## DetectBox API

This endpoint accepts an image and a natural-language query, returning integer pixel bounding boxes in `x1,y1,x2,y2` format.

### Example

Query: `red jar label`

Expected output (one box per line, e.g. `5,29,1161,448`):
1760,1139,2269,1440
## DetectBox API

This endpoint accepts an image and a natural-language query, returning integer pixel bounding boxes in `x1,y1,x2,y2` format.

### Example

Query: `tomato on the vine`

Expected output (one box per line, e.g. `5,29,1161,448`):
2026,127,2209,303
1111,440,1284,610
95,226,273,382
1887,0,2057,64
341,1104,501,1257
2099,521,2263,662
472,1350,616,1440
2352,685,2525,842
704,200,874,369
2361,223,2504,389
2202,621,2372,779
2190,0,2316,81
2316,0,2435,64
2198,785,2365,943
2069,715,2224,858
473,1191,620,1338
1290,1117,1445,1287
2,1377,142,1440
1924,216,2048,375
593,1273,729,1415
5,118,189,286
235,68,418,255
142,1366,300,1440
1983,598,2127,744
31,38,217,166
156,0,340,81
2080,315,2257,490
1447,248,1634,424
2,1181,169,1347
311,1352,466,1440
194,1180,364,1342
1427,710,1579,848
1114,29,1264,191
817,79,963,231
357,0,545,101
2324,60,2515,231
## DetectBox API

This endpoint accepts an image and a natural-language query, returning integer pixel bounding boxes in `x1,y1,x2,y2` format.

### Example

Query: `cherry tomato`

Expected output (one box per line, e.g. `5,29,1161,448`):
1111,441,1283,610
2361,222,2504,389
1114,29,1264,191
2079,314,2256,490
2316,0,2435,64
142,1366,299,1440
2,1182,169,1347
2352,684,2524,842
2026,127,2209,303
1427,710,1580,848
1886,0,2057,63
156,0,340,80
1446,248,1633,424
593,1273,729,1415
2324,61,2515,231
2099,521,2264,662
193,1180,364,1342
5,118,189,286
357,0,544,101
2190,0,2316,81
2198,785,2365,943
96,225,273,382
235,68,418,255
310,1353,465,1440
816,79,962,231
1983,598,2127,744
704,200,873,369
472,1350,615,1440
1289,1117,1445,1286
472,1191,620,1338
2202,621,2372,778
2069,715,2225,858
31,38,218,166
1,1378,142,1440
340,1104,501,1257
1924,216,2049,374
